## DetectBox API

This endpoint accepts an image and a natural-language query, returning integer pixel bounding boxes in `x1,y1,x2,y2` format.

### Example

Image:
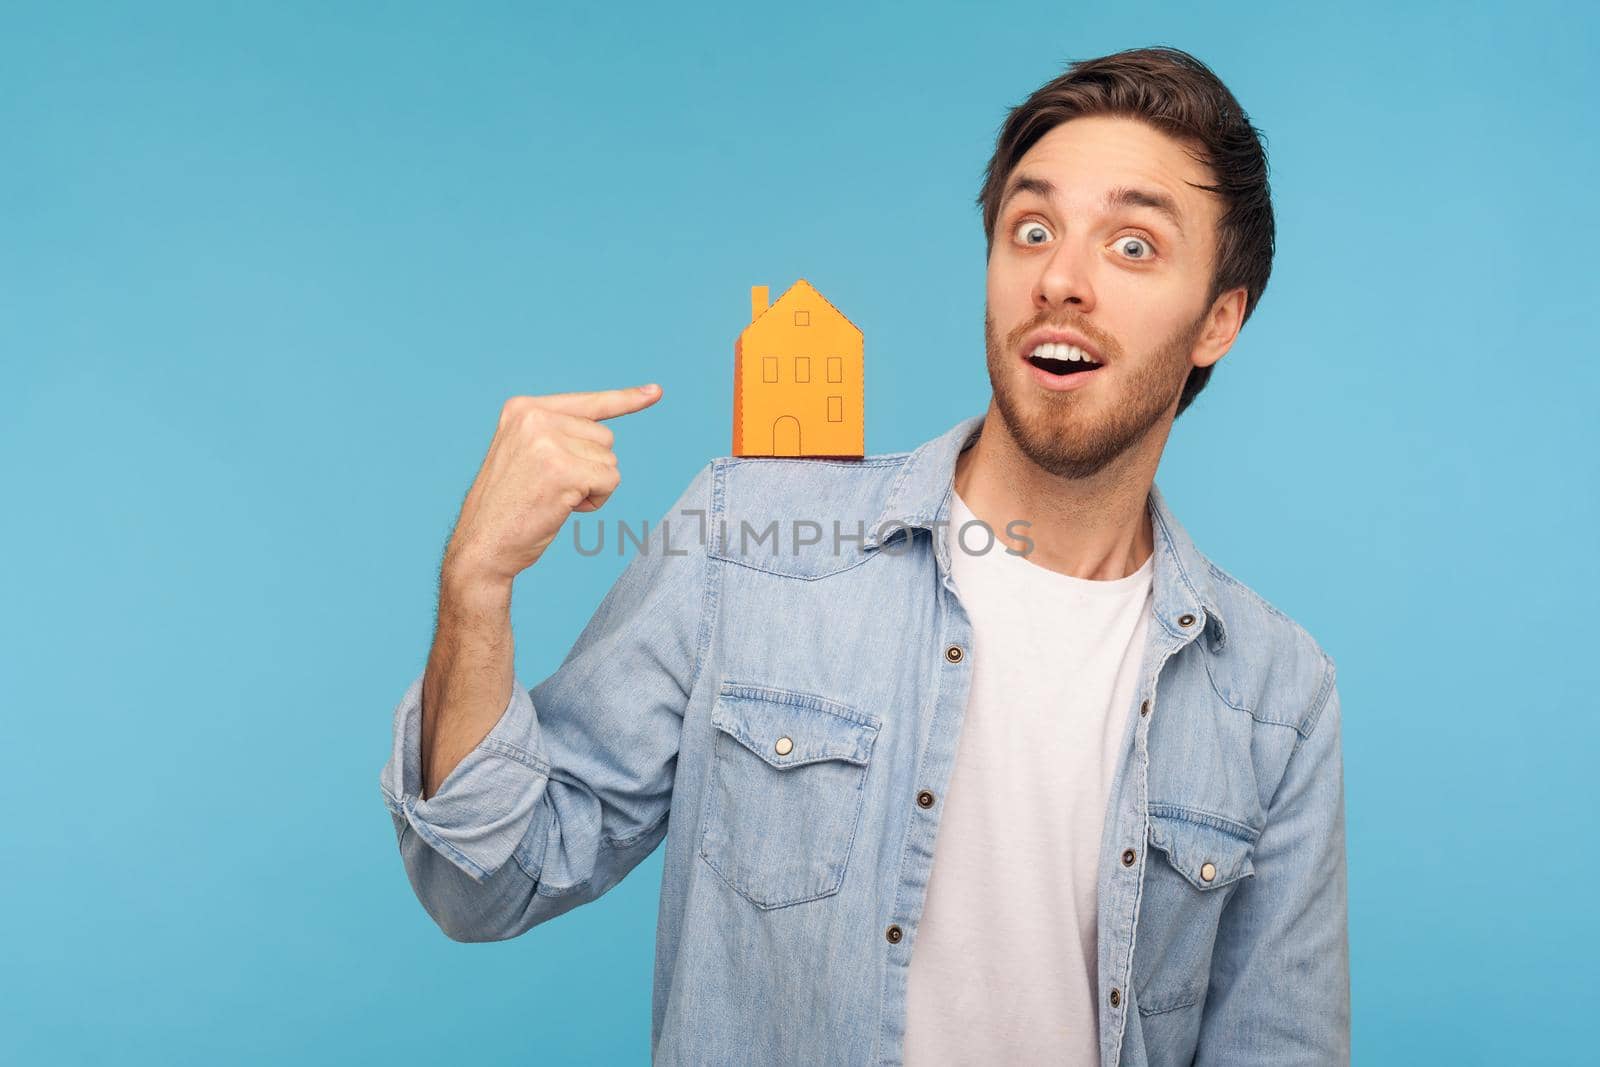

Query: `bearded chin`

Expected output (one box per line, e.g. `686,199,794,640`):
983,308,1201,481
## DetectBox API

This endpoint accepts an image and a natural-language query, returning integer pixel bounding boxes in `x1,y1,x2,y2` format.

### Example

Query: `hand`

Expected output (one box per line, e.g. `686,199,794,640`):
443,383,663,587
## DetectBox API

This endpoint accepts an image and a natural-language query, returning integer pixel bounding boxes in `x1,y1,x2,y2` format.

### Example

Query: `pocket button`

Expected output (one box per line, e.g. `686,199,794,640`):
774,736,793,755
1200,862,1216,882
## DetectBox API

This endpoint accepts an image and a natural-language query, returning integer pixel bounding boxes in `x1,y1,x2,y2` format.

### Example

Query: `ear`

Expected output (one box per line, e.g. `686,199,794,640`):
1191,286,1248,370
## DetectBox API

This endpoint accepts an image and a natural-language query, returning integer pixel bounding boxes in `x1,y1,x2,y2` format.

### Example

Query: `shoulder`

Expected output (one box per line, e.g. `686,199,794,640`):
1200,557,1338,741
693,451,917,579
707,449,915,522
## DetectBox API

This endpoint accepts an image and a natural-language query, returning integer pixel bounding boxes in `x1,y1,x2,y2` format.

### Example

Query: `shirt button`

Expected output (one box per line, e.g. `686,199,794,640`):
1140,699,1150,717
916,790,936,809
774,736,793,756
1121,848,1136,866
944,644,965,664
1200,862,1216,882
886,924,903,944
1178,613,1196,627
1109,987,1121,1008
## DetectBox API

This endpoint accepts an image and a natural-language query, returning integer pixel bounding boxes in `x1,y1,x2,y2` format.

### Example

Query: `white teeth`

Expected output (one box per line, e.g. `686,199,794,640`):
1030,342,1098,364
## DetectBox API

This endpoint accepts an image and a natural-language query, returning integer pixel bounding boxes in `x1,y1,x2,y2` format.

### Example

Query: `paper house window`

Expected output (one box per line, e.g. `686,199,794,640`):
764,356,779,383
827,356,843,382
794,310,810,326
827,395,843,422
795,356,810,382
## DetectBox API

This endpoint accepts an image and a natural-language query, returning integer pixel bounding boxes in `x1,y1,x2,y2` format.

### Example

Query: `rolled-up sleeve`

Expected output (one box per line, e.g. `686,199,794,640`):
378,460,715,942
379,673,549,885
1196,655,1350,1065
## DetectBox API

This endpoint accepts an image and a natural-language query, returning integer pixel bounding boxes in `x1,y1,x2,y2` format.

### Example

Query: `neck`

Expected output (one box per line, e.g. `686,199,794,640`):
952,401,1165,580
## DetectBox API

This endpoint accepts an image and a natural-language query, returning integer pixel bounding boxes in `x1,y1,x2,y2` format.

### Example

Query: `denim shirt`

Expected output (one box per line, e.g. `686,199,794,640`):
379,413,1350,1066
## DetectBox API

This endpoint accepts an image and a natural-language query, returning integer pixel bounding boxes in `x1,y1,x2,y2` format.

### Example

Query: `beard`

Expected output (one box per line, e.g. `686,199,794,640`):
984,305,1205,480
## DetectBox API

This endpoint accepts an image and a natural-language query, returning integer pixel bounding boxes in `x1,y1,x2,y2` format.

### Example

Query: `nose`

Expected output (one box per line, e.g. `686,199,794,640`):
1034,236,1096,314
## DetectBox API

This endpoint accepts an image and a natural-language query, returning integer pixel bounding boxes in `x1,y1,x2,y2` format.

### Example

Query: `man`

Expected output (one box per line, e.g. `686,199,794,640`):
379,45,1349,1066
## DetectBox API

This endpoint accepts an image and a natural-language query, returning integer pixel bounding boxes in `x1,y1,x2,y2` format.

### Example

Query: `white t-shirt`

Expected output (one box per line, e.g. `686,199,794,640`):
903,487,1154,1065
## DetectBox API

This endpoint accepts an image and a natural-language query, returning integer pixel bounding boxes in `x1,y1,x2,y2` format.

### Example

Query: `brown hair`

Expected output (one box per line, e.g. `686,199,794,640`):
976,46,1275,418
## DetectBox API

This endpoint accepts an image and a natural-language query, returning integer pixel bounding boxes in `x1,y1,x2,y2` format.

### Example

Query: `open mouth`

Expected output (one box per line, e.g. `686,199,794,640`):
1024,341,1103,377
1027,354,1101,376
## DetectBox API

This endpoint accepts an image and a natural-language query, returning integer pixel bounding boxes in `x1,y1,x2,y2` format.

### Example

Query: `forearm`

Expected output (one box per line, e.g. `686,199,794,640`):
420,566,516,800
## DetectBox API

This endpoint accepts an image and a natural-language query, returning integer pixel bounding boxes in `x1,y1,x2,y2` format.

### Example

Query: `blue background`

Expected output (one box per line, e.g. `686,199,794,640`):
4,2,1595,1063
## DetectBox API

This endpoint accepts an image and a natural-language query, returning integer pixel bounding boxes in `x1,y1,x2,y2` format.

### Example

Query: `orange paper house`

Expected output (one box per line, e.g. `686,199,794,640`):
733,279,864,458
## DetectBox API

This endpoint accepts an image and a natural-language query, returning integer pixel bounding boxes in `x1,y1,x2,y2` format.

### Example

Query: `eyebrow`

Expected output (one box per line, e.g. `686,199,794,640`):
999,173,1187,238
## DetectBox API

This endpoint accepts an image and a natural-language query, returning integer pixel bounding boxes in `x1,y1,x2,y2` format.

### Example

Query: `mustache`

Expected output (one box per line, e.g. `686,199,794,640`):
1006,314,1119,358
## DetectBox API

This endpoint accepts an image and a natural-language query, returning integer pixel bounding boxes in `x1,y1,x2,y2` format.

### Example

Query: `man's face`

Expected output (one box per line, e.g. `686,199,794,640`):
984,114,1233,480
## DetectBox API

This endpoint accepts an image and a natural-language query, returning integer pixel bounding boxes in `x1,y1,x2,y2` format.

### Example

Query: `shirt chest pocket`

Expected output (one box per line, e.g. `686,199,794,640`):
1134,808,1258,1018
696,683,881,910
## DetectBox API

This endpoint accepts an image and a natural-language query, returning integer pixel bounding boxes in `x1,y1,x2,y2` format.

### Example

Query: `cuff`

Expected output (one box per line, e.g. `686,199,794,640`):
379,673,550,884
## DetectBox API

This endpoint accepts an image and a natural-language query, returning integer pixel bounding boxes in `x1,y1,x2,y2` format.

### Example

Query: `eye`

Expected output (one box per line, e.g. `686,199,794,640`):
1115,235,1154,260
1012,219,1053,246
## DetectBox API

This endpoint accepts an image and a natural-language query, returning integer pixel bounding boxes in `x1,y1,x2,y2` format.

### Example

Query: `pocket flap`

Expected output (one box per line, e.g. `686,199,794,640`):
711,683,880,770
1146,808,1257,890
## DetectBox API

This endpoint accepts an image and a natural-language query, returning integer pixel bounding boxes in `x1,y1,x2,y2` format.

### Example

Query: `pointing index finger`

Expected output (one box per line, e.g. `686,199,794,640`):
536,383,662,421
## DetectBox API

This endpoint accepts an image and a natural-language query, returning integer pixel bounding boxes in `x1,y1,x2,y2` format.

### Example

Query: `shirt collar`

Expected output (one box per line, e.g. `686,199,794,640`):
864,412,1229,652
